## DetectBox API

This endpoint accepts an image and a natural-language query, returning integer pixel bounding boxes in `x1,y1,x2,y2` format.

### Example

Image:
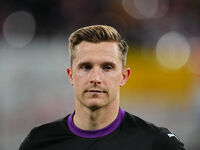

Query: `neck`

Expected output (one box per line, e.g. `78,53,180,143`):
73,100,120,130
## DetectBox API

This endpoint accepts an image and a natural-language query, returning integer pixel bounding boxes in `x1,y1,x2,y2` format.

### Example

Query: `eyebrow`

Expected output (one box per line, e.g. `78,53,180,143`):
101,62,116,68
77,61,117,68
77,62,92,68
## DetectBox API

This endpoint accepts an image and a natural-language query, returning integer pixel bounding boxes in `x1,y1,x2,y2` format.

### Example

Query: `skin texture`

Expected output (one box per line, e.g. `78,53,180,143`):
67,41,130,130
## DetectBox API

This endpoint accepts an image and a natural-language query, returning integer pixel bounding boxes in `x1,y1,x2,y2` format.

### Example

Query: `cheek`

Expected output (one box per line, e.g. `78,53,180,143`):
105,72,122,86
73,71,89,87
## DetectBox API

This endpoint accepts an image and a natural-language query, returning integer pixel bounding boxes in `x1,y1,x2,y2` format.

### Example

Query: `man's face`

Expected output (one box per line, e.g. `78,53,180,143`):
67,41,130,110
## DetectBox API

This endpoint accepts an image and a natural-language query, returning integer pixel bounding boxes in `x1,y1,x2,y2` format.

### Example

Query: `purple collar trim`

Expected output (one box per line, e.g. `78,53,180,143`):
67,107,125,138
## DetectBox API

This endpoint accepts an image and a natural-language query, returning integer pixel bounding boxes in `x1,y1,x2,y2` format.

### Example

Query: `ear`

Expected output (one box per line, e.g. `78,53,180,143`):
67,67,74,85
120,68,131,87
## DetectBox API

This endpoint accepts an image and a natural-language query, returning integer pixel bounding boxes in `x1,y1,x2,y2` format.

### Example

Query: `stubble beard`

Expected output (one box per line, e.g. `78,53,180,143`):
77,91,110,111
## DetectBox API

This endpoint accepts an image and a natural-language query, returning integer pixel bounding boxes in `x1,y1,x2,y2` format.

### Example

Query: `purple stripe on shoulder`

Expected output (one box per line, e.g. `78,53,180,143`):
67,107,125,138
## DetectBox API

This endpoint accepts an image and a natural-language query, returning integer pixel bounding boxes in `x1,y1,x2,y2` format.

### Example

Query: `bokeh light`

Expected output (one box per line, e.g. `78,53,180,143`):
121,0,169,19
155,31,190,70
3,11,36,48
134,0,158,18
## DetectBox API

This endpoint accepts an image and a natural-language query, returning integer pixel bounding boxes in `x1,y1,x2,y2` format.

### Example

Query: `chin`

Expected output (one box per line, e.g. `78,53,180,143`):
87,105,101,111
85,99,107,111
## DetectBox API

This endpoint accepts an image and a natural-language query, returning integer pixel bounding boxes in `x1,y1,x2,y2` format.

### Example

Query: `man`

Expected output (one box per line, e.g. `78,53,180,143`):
19,25,186,150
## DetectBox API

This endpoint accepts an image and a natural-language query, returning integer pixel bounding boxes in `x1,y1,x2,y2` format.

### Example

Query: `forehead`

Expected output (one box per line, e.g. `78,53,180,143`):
73,41,121,64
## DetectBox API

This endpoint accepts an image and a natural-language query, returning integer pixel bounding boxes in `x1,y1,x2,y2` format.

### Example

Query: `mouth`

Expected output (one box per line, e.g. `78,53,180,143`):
86,90,106,93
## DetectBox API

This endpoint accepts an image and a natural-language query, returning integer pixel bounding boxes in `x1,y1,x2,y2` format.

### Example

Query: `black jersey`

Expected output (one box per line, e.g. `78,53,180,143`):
19,108,186,150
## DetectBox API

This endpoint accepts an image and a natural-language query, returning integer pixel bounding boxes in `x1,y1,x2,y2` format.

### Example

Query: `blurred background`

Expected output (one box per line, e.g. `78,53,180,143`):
0,0,200,149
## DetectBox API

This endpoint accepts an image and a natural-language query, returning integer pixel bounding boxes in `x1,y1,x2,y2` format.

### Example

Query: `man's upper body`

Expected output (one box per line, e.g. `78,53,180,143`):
19,108,185,150
19,25,186,150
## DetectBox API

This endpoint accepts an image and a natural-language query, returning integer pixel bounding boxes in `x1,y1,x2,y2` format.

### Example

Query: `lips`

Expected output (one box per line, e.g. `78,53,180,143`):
89,90,102,93
86,89,106,93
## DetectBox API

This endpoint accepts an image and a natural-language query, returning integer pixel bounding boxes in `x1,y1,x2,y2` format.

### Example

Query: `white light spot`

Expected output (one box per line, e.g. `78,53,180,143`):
156,32,190,70
3,11,36,48
134,0,158,18
121,0,169,19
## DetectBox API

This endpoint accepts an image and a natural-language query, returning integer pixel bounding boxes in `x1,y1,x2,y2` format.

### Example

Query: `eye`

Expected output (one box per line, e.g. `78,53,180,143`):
103,65,113,71
80,64,92,71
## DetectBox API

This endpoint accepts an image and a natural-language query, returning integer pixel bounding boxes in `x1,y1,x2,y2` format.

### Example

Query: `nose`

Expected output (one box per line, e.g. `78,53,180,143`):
90,68,101,85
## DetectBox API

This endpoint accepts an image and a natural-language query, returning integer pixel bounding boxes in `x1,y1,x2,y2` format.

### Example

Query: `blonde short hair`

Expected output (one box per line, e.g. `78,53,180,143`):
68,25,128,67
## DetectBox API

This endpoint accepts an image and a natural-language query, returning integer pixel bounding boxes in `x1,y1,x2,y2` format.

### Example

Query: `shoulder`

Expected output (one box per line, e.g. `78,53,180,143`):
123,112,186,150
30,116,69,137
19,115,70,150
152,127,185,150
123,112,160,133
